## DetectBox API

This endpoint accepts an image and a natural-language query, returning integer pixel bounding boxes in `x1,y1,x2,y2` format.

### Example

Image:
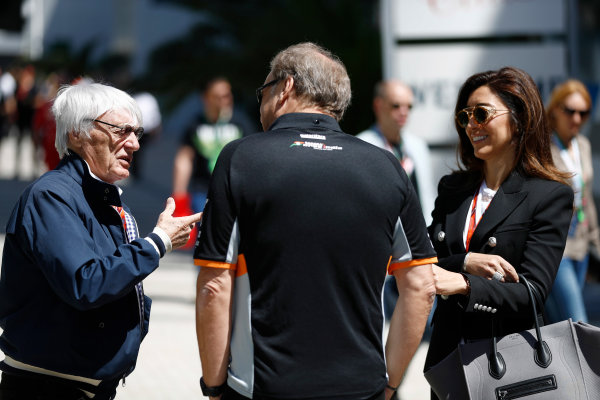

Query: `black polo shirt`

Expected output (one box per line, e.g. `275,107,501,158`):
194,113,436,400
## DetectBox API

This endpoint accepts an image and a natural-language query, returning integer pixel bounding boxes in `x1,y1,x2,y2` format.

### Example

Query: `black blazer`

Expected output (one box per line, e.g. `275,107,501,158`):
424,170,573,372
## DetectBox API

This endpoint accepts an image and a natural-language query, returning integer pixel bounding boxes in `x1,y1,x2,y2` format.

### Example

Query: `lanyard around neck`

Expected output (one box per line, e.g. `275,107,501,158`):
465,188,493,251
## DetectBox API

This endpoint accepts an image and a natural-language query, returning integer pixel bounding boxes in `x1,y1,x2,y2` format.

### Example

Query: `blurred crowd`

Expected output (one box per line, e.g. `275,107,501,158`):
0,63,65,177
0,63,162,181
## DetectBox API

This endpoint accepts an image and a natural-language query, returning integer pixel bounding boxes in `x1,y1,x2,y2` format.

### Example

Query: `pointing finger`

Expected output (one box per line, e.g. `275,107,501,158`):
180,212,203,225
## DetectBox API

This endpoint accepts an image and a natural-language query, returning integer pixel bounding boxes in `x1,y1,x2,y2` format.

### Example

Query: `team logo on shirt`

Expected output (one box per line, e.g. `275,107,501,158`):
290,141,342,151
300,134,326,140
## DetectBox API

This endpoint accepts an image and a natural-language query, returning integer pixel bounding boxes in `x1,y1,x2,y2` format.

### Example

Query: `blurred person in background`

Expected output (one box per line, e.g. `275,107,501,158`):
171,77,254,248
32,71,67,171
544,79,600,324
0,65,16,142
0,82,202,400
0,65,18,178
14,63,41,178
357,80,435,223
130,90,162,180
195,42,435,400
358,80,436,325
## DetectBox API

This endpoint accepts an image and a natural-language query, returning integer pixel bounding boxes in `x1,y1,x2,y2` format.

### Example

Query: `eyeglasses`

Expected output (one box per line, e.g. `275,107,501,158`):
91,119,144,140
256,79,280,104
455,105,510,128
561,106,590,119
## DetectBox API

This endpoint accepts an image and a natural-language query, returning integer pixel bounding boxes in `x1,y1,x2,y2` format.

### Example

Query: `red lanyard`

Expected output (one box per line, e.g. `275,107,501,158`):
465,189,491,251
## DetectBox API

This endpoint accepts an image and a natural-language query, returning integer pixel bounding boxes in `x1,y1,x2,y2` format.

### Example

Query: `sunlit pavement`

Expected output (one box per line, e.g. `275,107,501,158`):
114,250,204,399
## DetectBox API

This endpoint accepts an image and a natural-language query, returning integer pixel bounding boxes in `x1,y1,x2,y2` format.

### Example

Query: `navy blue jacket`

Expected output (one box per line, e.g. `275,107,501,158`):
0,153,160,380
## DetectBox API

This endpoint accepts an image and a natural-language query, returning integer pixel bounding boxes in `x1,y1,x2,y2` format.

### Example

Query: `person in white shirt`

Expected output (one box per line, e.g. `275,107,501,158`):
358,80,436,326
357,80,435,224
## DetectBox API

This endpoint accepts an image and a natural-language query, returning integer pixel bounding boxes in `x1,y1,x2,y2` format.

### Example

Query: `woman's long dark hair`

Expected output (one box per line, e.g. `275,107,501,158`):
454,66,569,185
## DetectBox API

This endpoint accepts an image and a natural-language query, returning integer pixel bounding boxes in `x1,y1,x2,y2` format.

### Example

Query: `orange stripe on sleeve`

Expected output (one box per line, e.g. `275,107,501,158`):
194,259,237,270
388,257,438,274
236,254,247,277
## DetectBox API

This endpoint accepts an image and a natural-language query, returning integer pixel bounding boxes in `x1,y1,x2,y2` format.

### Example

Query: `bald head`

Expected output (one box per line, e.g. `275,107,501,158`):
373,80,414,144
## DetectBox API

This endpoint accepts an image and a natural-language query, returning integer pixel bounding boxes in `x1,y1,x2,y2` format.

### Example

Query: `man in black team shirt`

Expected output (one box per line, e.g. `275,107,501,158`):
194,42,436,400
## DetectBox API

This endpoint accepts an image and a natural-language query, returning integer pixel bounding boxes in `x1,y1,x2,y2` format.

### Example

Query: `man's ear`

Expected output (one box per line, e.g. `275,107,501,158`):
278,76,295,104
68,131,83,150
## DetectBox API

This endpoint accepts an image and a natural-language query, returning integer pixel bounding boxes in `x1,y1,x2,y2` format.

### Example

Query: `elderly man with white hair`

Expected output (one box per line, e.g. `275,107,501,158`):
0,82,202,400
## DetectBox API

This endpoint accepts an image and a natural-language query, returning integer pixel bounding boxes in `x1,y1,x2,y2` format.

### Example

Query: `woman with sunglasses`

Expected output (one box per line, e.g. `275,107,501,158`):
543,80,599,325
423,67,573,399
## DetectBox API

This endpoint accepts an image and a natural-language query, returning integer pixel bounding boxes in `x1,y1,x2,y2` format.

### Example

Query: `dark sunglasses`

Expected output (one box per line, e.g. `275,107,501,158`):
92,119,144,140
256,79,280,104
455,105,510,128
561,106,590,119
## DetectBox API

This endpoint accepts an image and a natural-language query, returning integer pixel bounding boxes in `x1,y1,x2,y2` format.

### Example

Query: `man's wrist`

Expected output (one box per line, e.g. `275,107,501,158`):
200,377,227,397
145,227,172,258
152,226,172,253
147,233,166,257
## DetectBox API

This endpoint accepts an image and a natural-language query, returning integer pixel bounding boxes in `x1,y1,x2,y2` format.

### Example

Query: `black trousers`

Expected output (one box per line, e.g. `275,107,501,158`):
0,371,117,400
222,385,385,400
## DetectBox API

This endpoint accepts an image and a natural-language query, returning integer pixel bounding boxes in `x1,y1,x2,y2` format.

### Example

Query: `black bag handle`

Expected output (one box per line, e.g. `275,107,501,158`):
488,274,552,380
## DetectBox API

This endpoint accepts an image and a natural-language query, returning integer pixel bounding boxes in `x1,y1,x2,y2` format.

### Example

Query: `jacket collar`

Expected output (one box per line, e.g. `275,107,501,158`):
469,170,527,246
58,152,123,207
445,170,527,251
268,113,343,133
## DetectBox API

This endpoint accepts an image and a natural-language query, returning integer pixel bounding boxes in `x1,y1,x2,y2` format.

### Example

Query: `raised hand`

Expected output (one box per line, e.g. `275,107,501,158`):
156,197,203,250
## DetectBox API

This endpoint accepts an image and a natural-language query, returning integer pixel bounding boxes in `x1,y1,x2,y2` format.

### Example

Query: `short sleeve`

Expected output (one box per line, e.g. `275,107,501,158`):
388,178,437,273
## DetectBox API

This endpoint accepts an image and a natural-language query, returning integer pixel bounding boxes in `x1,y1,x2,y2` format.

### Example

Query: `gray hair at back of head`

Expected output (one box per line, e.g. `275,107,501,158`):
52,82,142,158
269,42,351,121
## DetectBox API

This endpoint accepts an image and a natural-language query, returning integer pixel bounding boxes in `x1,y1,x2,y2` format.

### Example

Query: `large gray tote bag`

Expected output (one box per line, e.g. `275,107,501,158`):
425,275,600,399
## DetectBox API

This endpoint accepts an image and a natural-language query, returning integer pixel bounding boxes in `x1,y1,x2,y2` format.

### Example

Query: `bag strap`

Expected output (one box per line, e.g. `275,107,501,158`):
520,275,552,368
526,276,546,327
488,275,552,379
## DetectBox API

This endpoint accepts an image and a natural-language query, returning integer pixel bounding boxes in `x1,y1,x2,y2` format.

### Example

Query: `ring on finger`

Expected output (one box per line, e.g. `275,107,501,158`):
492,271,504,281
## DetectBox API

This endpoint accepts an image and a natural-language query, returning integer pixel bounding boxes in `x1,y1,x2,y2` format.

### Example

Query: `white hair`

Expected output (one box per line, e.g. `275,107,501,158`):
52,82,142,158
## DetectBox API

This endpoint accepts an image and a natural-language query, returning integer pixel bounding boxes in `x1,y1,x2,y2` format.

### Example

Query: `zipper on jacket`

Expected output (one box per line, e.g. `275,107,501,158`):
495,375,557,399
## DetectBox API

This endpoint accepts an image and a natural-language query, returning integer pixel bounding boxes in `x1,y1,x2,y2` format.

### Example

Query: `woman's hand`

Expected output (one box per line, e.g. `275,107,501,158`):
432,265,469,296
463,252,518,283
